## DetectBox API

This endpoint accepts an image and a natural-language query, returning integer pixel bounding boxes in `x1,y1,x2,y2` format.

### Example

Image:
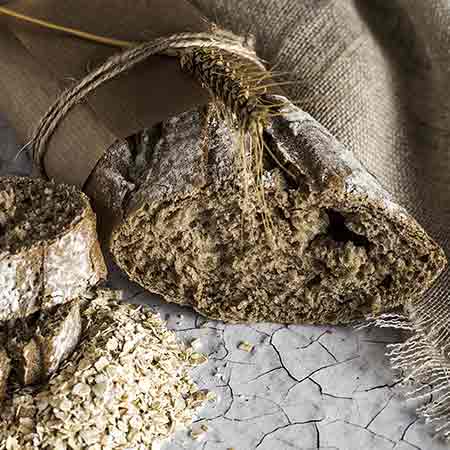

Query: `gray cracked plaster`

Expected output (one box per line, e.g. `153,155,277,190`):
1,116,449,450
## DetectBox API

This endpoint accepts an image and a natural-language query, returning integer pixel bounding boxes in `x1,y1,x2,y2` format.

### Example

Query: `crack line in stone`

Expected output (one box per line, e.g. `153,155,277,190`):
254,419,324,449
299,355,360,383
248,325,272,337
399,417,422,450
314,421,320,449
365,393,394,429
356,381,400,393
245,366,285,383
245,393,292,425
340,419,396,444
223,410,281,423
269,334,302,384
322,392,353,401
225,359,257,366
283,355,360,399
400,440,421,450
361,339,400,344
299,330,331,350
317,342,338,362
400,418,418,442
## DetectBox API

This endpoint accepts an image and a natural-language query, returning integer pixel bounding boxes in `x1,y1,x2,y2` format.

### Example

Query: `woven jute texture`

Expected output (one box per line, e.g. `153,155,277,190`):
191,0,450,438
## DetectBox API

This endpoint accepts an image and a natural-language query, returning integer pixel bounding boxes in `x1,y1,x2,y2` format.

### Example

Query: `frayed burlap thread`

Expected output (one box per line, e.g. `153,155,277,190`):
387,295,450,440
359,303,450,439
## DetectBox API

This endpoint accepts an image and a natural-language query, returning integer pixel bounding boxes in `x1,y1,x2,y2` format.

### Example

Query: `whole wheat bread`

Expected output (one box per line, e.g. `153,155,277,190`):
88,99,446,324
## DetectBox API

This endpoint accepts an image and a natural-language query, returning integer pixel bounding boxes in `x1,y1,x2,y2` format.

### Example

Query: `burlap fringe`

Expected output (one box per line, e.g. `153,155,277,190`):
361,297,450,441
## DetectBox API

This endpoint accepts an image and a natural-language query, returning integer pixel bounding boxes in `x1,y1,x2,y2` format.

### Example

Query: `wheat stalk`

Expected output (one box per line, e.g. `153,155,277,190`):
0,6,135,48
181,48,291,240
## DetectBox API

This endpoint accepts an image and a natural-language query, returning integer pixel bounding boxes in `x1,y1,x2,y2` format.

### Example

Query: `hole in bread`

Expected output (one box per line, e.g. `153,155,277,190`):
306,274,322,288
381,274,393,289
326,209,370,248
419,254,429,263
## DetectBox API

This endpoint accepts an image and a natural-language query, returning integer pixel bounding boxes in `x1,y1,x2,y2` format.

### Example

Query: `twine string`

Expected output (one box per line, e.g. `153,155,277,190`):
31,31,265,179
31,32,264,178
0,6,266,179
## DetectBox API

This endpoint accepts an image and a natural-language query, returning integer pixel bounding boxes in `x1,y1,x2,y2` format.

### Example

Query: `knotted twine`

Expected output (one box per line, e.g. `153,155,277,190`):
30,28,266,181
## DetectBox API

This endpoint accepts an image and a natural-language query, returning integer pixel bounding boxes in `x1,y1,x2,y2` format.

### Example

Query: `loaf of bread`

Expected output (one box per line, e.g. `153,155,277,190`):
89,99,446,324
0,177,107,321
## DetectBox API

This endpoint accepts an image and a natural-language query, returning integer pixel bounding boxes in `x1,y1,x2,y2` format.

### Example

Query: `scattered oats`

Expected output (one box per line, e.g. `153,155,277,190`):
129,415,143,430
0,294,210,449
189,352,208,365
72,382,90,397
59,398,72,412
5,437,18,450
106,337,119,351
80,429,100,446
190,390,211,408
92,382,107,398
190,338,202,349
94,356,110,371
238,341,254,352
190,427,207,440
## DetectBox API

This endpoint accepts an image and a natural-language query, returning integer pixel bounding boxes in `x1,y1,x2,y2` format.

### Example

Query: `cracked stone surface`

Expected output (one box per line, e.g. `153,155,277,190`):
115,270,443,450
112,264,447,450
1,117,449,450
